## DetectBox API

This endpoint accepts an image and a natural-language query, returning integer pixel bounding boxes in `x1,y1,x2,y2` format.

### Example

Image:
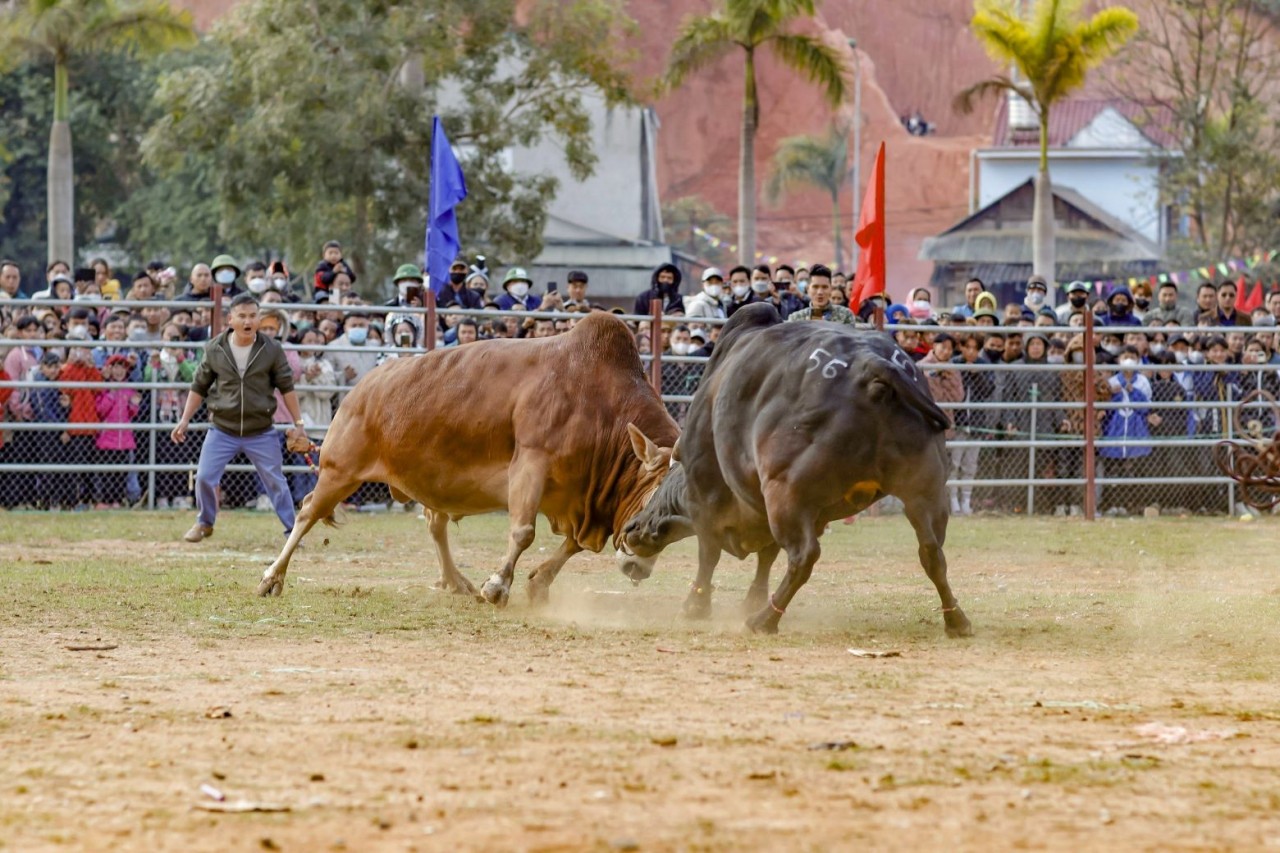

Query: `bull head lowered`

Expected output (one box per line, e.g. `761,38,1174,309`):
615,424,681,584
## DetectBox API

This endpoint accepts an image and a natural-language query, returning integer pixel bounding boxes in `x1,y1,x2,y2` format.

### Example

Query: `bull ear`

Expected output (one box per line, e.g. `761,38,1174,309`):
627,423,665,470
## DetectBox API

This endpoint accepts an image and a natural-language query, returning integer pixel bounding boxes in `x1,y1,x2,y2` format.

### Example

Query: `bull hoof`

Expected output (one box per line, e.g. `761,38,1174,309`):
745,610,779,635
682,591,711,620
256,574,284,597
480,575,510,608
944,609,973,638
526,581,550,607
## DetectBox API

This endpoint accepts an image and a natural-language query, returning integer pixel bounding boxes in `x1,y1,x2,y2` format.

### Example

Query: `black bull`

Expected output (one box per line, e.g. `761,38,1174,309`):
622,303,973,637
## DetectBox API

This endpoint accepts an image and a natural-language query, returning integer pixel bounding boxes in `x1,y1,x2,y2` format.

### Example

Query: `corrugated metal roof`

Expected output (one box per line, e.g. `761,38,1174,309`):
992,97,1179,150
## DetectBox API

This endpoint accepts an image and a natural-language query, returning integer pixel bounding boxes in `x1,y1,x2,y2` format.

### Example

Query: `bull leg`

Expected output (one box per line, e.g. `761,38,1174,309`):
903,493,972,638
683,537,722,620
525,538,583,605
256,471,359,597
480,454,547,607
742,544,781,615
426,509,479,597
746,492,821,634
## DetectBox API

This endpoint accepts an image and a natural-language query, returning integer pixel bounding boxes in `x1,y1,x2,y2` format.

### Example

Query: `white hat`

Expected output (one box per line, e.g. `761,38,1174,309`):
701,267,724,282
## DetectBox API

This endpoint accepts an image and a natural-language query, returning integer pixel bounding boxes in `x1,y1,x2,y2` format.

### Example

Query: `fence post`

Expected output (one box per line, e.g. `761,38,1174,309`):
1028,383,1038,515
1226,391,1236,515
147,366,159,510
1083,308,1097,520
649,298,662,393
424,288,437,352
211,284,223,335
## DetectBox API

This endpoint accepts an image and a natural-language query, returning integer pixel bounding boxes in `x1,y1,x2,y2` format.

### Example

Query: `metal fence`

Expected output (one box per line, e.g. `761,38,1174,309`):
1,294,1277,517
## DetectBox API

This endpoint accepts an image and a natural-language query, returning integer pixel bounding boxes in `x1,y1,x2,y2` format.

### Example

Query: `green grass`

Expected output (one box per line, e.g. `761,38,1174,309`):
1,510,1278,675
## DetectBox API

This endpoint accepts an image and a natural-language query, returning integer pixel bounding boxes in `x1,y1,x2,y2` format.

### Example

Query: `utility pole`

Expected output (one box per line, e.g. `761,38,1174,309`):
849,37,862,271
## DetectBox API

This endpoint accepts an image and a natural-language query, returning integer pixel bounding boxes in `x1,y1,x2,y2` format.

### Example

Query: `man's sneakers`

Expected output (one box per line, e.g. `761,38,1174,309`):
183,523,214,543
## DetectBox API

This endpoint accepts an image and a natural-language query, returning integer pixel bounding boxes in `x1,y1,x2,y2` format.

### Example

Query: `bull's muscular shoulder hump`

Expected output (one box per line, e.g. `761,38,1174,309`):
558,312,645,374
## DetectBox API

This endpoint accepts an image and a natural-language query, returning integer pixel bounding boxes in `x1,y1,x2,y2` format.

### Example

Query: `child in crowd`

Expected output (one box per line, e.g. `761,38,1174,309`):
30,352,73,509
93,354,140,508
313,240,356,302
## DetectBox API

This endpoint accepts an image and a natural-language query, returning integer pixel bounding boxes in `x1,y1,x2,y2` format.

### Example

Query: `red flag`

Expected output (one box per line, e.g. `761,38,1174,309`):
853,142,886,309
1242,280,1265,313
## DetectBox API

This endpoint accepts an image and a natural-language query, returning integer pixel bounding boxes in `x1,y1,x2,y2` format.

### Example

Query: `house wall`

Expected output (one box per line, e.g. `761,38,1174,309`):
977,153,1163,244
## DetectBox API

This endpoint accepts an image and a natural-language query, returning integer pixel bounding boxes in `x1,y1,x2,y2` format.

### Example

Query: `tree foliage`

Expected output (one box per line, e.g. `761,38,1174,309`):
766,127,848,266
1112,0,1280,264
143,0,635,281
662,195,735,267
0,53,156,279
662,0,850,264
956,0,1139,170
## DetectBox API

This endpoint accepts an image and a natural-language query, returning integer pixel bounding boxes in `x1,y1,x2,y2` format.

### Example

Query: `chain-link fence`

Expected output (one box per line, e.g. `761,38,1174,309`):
1,295,1276,517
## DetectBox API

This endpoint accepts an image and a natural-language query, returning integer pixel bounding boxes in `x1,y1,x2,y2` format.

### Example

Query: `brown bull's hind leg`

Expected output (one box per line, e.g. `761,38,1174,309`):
426,509,479,598
742,544,781,616
525,538,583,605
481,453,548,608
903,492,972,638
256,470,359,597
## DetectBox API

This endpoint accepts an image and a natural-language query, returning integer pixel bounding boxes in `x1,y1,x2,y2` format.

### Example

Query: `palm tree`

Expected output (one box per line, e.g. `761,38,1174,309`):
663,0,849,265
0,0,196,265
955,0,1137,290
766,127,848,267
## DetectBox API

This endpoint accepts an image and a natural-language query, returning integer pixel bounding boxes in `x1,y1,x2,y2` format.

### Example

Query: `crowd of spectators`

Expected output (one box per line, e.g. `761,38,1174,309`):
1,246,1277,517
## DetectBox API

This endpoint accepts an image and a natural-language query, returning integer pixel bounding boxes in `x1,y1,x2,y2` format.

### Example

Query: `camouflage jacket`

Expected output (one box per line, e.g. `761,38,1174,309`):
784,304,857,324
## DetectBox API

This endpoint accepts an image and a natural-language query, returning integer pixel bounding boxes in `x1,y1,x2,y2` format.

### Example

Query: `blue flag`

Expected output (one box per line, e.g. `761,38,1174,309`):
425,116,468,297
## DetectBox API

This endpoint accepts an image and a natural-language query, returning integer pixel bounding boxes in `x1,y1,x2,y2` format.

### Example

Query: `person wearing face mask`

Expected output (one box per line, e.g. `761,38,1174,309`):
435,258,483,312
633,262,684,316
1099,345,1154,516
208,255,246,300
495,267,540,312
749,264,801,319
725,265,758,316
1099,284,1141,327
464,270,491,302
328,312,380,395
244,261,271,297
1055,280,1092,323
1131,282,1153,321
1021,275,1051,318
908,287,935,321
792,262,811,298
685,267,728,322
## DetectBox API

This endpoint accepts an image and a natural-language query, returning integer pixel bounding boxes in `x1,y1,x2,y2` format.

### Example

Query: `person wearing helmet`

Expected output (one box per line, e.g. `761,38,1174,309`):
208,255,245,299
496,267,540,312
384,264,426,309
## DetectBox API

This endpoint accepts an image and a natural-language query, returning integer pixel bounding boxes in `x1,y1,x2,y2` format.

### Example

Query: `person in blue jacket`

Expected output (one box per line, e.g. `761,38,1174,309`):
1100,345,1153,514
1101,285,1142,327
495,268,540,312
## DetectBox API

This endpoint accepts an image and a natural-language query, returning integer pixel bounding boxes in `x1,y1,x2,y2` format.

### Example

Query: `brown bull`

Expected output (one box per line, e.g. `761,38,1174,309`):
256,313,679,604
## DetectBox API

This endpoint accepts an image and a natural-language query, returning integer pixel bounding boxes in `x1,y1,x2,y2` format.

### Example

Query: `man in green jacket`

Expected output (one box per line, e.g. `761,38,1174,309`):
171,293,308,543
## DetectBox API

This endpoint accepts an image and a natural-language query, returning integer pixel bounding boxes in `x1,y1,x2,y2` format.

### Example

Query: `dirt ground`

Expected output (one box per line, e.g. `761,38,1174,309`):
2,512,1280,852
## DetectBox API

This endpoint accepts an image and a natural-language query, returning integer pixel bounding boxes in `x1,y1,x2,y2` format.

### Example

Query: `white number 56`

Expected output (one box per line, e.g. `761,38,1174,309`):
806,347,849,379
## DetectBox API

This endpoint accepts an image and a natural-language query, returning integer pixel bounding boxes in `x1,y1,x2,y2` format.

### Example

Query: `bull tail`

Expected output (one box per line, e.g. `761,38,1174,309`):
867,358,952,434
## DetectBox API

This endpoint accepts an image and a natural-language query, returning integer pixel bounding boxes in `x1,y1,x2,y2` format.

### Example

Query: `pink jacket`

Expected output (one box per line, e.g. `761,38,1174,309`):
94,388,139,451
